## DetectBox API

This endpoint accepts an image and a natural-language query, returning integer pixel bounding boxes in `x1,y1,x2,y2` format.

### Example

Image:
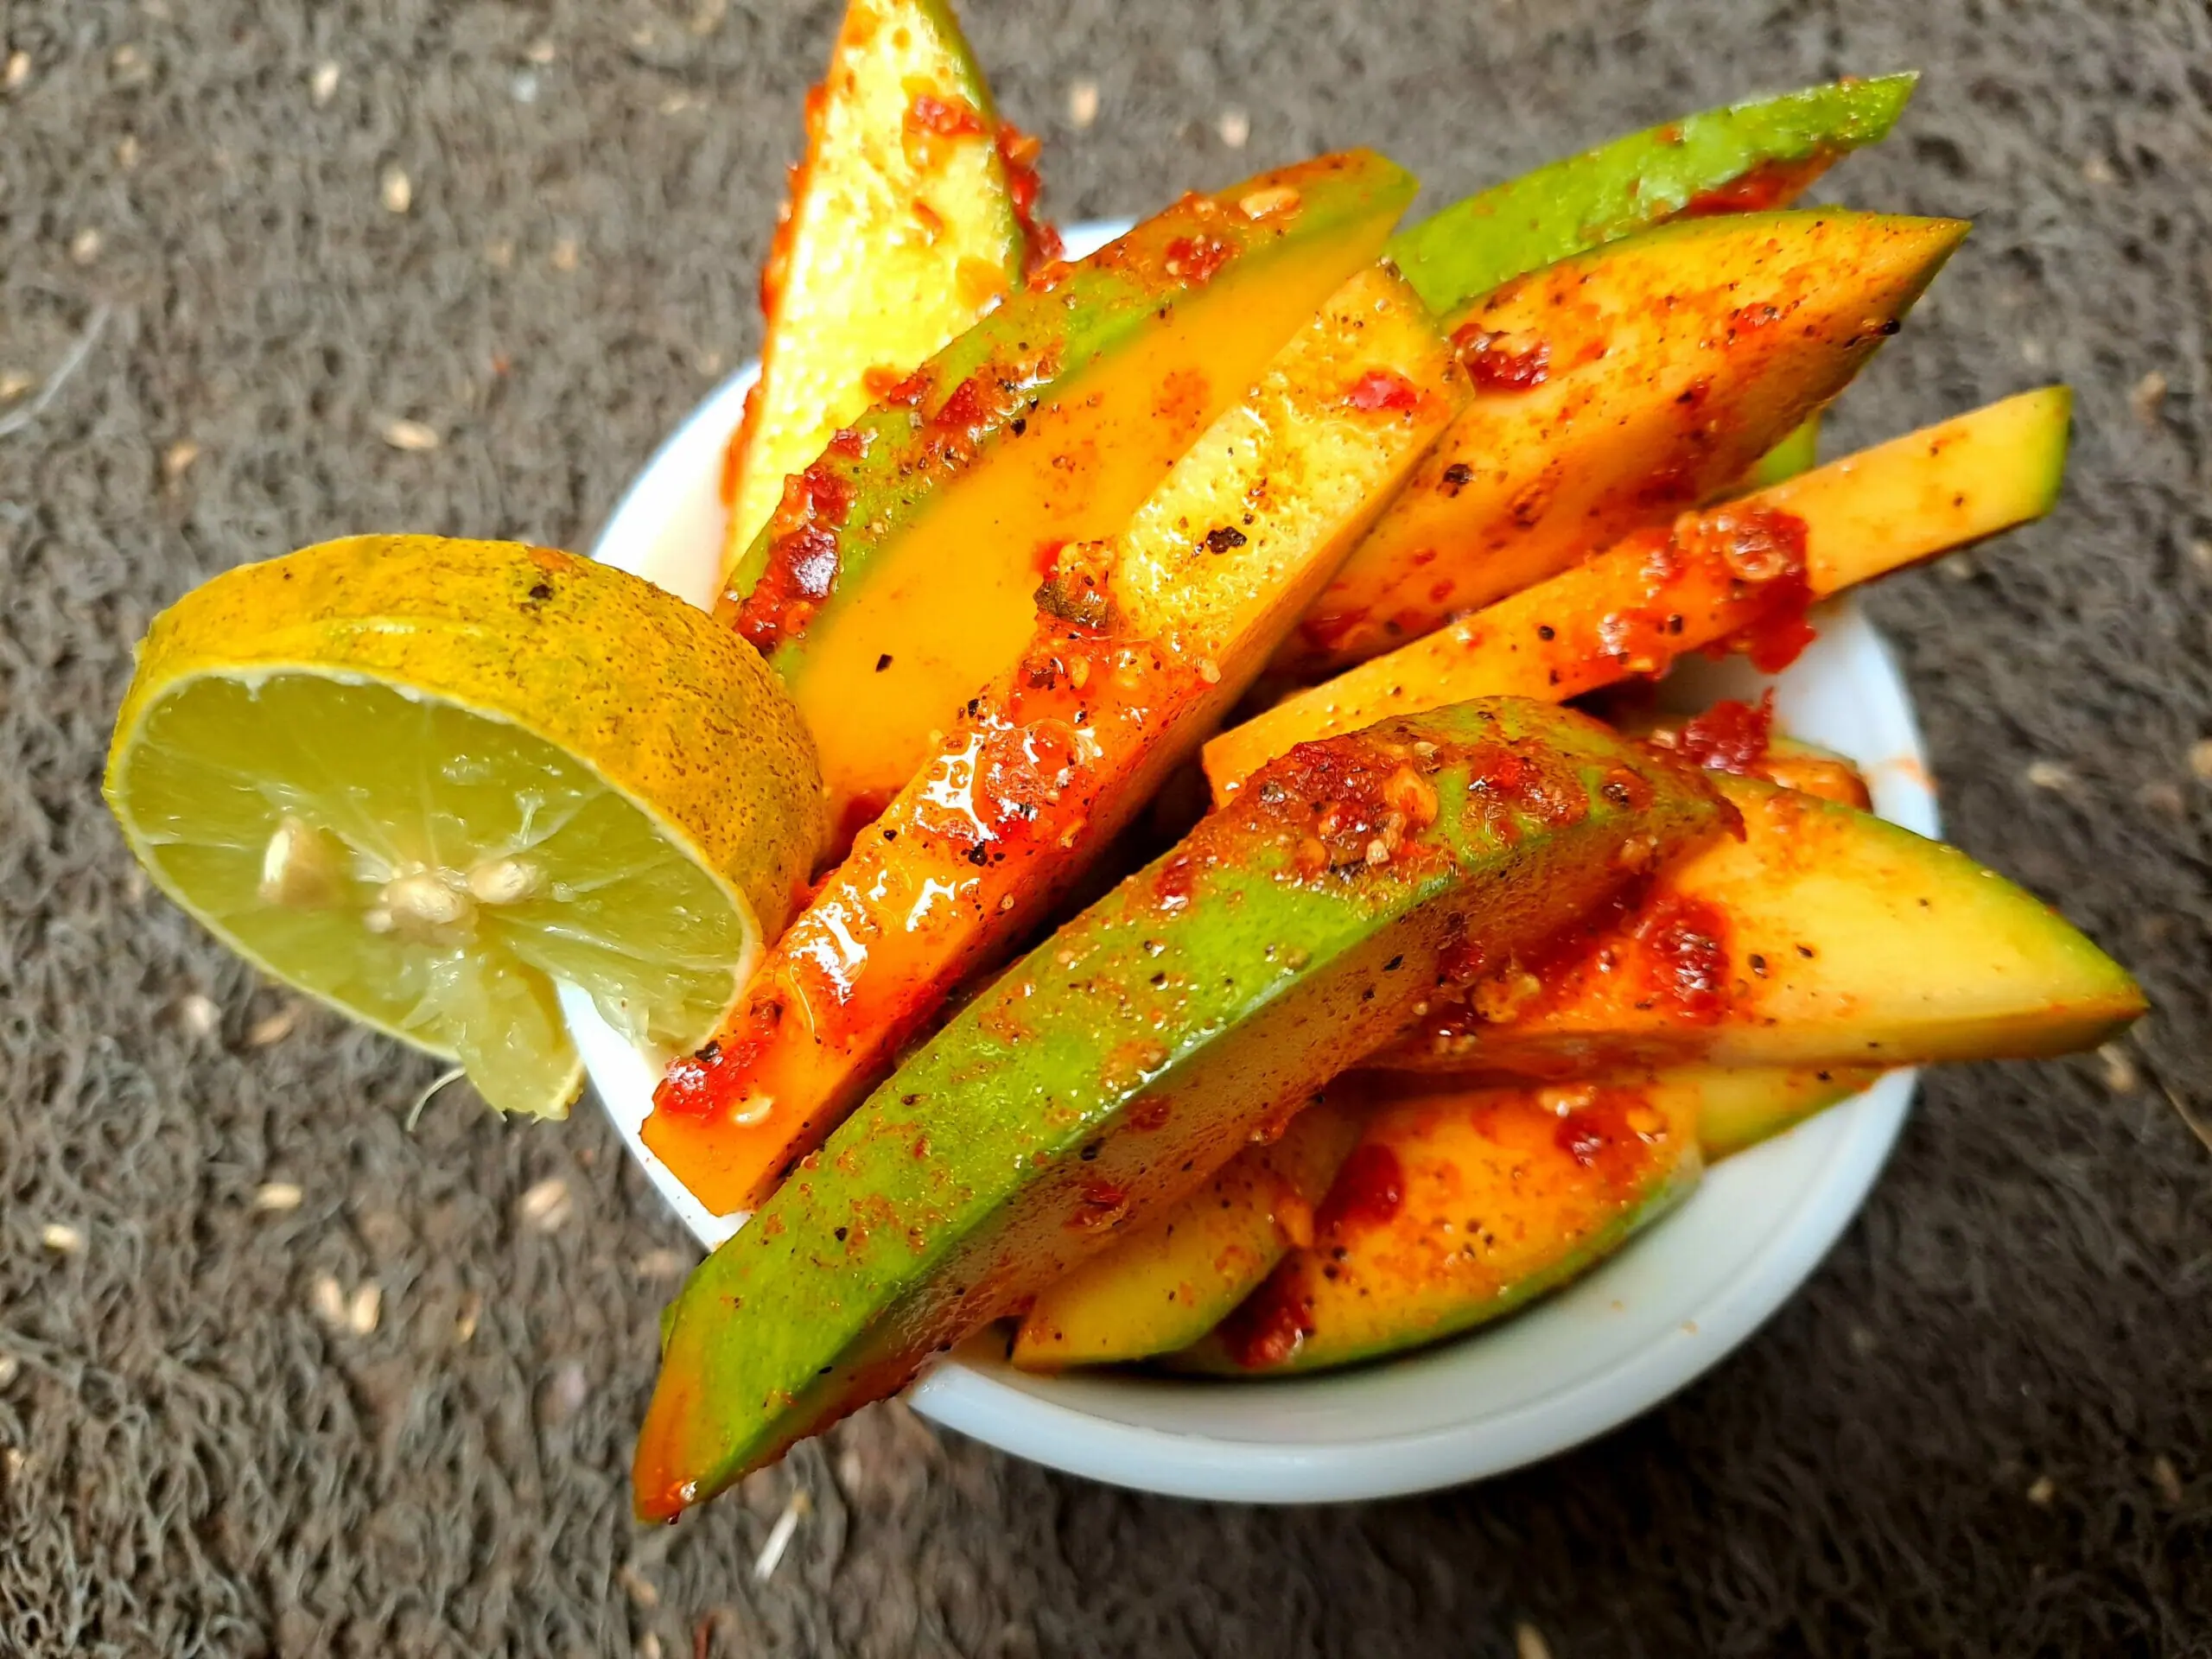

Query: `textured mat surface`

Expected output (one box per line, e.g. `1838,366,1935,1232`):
3,1,2209,1653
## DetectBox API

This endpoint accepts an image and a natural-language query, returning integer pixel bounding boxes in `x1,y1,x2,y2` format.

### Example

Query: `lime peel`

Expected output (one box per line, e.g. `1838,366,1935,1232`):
106,535,827,1118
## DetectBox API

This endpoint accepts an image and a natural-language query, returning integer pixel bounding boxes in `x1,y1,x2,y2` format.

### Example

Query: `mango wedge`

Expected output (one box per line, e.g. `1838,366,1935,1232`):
634,701,1729,1514
1284,211,1966,676
1741,414,1821,493
1376,772,2145,1079
1173,1060,1885,1376
1208,388,2071,797
1010,1091,1364,1370
1020,692,1871,1371
647,268,1465,1216
1385,74,1918,316
1176,1071,1706,1375
721,0,1039,585
1012,1053,1878,1370
1004,699,1879,1371
722,149,1417,835
1694,1061,1884,1161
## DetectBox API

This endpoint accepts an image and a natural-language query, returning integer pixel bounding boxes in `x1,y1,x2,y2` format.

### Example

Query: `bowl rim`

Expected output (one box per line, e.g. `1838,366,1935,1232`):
576,219,1934,1503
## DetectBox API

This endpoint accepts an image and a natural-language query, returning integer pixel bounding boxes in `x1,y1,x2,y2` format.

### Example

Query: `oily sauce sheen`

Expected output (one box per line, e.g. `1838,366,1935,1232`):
1220,1143,1404,1369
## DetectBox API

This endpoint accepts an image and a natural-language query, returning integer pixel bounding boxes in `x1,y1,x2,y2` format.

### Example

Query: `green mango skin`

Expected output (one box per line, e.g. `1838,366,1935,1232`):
1277,207,1965,680
1008,1091,1366,1369
1019,1053,1871,1372
1171,1061,1876,1378
1384,73,1917,316
724,150,1414,608
1694,1064,1879,1162
724,149,1418,829
1744,414,1821,492
1382,775,2147,1081
1173,1074,1705,1376
634,699,1728,1517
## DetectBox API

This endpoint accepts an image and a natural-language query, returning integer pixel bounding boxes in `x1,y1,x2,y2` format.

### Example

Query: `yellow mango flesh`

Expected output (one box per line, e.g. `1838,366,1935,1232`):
1205,388,2071,798
1758,383,2069,591
723,0,1027,583
1378,774,2145,1079
1011,1094,1363,1370
753,152,1415,834
1033,1054,1870,1372
1175,1074,1701,1374
1014,712,1878,1380
645,267,1464,1217
1281,210,1967,675
1693,1062,1881,1161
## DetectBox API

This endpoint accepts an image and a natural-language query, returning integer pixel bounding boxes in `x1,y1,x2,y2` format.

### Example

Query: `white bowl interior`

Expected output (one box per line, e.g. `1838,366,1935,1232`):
573,220,1936,1503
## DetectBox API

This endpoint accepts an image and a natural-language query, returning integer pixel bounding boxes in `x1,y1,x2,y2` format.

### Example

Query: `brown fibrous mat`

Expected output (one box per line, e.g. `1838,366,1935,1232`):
3,1,2209,1653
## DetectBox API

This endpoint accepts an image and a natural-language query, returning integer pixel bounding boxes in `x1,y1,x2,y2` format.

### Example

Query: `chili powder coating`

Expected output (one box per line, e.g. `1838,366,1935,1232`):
1201,483,1833,801
1678,149,1840,217
637,703,1726,1510
721,153,1402,655
996,122,1064,266
1412,879,1738,1064
1583,505,1816,690
904,89,984,141
1669,692,1777,776
1191,1077,1694,1375
1343,368,1424,412
654,249,1464,1221
1637,694,1872,809
1216,1255,1319,1369
1315,1141,1406,1233
1451,325,1553,393
1278,207,1964,680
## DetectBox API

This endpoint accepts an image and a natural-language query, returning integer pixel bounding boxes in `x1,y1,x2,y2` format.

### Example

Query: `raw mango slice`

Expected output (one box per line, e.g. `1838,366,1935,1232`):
1377,772,2145,1079
1020,1054,1884,1370
634,700,1728,1515
723,149,1417,835
1209,389,2069,797
1385,73,1918,315
721,0,1040,588
647,266,1465,1215
1010,1092,1366,1370
1284,211,1965,675
1175,1072,1704,1375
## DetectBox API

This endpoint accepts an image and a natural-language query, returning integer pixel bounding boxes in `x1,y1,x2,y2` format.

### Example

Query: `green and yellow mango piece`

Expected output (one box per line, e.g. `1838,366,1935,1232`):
635,699,1729,1515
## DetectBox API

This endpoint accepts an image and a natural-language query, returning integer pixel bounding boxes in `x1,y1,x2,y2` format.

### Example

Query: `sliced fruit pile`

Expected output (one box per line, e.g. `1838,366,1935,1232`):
105,0,2145,1523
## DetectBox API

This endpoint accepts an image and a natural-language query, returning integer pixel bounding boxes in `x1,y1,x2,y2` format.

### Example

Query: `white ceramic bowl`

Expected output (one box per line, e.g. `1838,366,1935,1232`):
570,221,1936,1503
